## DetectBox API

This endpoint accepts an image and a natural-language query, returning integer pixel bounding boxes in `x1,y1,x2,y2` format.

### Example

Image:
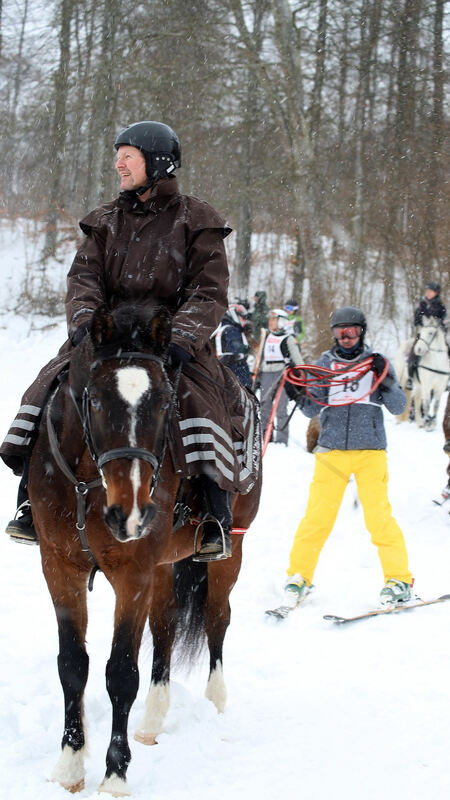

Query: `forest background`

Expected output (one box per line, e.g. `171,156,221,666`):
0,0,448,355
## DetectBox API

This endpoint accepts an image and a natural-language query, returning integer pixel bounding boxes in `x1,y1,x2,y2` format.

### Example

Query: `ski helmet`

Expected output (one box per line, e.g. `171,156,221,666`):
330,306,366,336
268,308,289,332
425,281,440,294
114,121,181,194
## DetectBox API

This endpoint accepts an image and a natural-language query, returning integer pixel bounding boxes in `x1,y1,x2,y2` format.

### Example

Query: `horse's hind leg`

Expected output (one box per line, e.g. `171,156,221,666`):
204,538,243,712
41,552,89,793
135,565,177,745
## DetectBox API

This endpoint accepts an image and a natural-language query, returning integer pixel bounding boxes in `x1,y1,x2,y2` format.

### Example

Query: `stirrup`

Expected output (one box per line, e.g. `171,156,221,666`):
6,500,38,545
192,516,231,562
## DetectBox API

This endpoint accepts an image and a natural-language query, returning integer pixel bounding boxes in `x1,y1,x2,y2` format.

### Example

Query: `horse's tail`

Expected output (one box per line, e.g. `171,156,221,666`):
173,557,208,667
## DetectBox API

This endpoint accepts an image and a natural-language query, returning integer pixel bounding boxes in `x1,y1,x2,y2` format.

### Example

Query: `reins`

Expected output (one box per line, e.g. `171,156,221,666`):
46,384,102,589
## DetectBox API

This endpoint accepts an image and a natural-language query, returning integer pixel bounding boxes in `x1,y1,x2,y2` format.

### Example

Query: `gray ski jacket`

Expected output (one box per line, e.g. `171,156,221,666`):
298,346,406,451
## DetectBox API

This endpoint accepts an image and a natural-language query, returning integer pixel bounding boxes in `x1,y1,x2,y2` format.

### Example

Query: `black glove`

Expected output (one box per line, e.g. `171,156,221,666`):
285,381,305,402
371,353,386,377
166,342,192,368
71,323,90,347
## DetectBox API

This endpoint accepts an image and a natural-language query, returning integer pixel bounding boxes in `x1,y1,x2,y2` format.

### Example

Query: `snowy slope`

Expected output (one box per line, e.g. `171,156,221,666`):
1,236,450,799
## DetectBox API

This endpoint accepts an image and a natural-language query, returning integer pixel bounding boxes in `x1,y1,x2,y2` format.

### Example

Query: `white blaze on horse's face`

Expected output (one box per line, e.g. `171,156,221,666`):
116,366,151,538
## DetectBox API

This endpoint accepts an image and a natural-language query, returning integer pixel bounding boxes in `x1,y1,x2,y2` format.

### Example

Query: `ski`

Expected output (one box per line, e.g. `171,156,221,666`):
432,493,450,507
265,587,313,620
323,594,450,624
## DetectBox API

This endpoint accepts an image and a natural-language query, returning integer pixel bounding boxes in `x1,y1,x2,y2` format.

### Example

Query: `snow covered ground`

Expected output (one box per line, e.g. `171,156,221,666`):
1,235,450,798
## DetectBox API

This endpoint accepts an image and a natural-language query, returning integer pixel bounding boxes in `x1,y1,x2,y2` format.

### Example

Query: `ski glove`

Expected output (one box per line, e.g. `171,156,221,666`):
166,342,192,368
371,353,386,376
285,381,305,403
371,353,395,390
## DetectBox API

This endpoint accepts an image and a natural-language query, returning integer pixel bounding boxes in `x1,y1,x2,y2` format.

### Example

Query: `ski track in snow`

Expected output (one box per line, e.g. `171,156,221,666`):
1,296,450,797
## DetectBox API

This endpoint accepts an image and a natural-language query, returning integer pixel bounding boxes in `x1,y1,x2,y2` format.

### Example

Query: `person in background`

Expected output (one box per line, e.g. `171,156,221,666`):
258,308,302,446
406,281,447,390
215,303,252,389
252,290,269,340
284,299,305,346
283,306,413,608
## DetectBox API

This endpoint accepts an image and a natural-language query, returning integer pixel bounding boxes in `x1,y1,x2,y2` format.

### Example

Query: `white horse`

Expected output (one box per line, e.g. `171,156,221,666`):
396,318,449,430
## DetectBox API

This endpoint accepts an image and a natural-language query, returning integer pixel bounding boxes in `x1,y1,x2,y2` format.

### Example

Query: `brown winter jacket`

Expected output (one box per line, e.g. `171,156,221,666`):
1,179,260,493
65,178,231,354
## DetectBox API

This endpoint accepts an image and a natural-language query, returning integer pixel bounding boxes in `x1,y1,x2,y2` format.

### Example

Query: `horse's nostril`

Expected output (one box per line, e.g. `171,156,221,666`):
141,503,157,527
104,504,127,530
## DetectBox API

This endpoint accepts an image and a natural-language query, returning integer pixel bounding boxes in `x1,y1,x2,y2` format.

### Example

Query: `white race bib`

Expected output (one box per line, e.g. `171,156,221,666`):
328,361,374,405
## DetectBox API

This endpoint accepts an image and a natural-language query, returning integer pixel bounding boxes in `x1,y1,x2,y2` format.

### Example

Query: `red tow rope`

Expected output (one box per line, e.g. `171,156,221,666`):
262,355,389,456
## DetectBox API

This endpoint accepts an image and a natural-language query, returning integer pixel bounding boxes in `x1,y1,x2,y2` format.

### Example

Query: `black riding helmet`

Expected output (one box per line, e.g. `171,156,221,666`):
330,306,367,340
425,281,440,294
114,121,181,195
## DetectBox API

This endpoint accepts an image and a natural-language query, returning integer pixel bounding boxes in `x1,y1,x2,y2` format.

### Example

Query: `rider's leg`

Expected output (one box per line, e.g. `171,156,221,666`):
194,475,232,562
5,457,38,544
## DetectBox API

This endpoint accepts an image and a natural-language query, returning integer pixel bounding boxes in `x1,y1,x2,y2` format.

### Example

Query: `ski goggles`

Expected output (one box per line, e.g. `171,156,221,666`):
284,304,298,313
332,325,362,339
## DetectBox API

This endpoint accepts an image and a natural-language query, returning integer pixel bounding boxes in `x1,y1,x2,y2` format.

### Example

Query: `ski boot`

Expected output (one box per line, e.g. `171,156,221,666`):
284,573,310,607
380,579,412,606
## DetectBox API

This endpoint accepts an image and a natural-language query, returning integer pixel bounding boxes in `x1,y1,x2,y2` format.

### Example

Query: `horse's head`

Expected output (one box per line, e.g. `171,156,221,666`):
81,303,173,542
414,318,442,357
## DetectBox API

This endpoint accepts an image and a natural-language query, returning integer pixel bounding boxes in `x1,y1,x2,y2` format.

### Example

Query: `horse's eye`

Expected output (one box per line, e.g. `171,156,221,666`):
90,396,102,411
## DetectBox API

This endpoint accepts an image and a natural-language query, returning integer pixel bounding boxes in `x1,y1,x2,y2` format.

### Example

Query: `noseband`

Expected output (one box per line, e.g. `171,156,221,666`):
81,351,171,490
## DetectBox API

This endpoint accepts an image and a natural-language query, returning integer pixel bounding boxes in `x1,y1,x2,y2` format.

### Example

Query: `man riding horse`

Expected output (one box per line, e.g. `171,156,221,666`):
1,120,259,561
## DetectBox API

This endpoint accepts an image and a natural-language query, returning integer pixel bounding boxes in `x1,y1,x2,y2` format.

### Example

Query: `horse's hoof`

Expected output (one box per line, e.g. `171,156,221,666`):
66,779,85,794
50,778,84,793
98,774,130,796
134,730,158,745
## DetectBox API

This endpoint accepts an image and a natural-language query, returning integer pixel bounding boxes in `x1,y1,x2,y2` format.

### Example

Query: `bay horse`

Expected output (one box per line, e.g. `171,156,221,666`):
28,303,261,796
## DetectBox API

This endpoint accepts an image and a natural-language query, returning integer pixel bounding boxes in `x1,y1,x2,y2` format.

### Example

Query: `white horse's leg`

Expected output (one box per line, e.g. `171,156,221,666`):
98,774,131,796
205,662,227,713
51,744,86,793
134,681,170,745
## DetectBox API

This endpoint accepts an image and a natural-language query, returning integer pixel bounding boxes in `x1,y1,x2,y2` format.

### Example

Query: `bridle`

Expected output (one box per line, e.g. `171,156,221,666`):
414,325,450,376
80,350,172,492
46,350,175,587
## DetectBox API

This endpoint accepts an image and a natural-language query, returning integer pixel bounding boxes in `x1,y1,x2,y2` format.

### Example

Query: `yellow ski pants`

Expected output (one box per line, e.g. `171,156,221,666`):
287,449,412,585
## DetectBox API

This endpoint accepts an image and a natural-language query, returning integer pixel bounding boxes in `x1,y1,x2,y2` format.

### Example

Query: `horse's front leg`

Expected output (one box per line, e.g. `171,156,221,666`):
135,565,177,745
98,581,149,797
41,551,89,793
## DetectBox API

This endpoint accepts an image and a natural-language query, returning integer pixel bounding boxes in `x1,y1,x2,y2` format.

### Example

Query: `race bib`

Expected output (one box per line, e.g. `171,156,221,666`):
328,362,374,405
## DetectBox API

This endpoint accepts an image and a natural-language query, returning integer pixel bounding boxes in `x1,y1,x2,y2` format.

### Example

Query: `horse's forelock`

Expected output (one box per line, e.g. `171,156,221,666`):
94,303,171,355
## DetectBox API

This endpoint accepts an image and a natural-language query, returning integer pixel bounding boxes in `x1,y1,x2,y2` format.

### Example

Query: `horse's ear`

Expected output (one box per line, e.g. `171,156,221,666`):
148,308,172,354
91,304,115,346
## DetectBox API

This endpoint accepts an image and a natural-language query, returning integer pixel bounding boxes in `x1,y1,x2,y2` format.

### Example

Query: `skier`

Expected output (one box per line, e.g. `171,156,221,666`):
1,120,259,561
284,298,305,346
215,302,252,389
283,306,413,606
406,281,447,390
258,308,302,446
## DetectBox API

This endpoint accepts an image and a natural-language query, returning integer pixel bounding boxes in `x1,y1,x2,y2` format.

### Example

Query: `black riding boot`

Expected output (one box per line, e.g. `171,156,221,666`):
5,458,38,545
193,476,232,562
